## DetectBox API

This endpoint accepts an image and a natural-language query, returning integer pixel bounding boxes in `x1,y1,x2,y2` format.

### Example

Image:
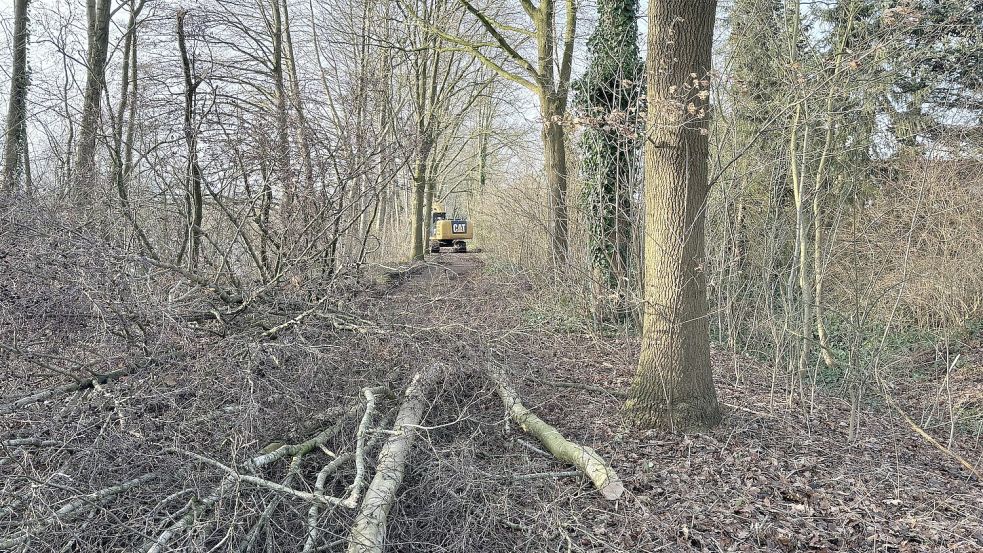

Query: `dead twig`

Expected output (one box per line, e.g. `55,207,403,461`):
0,473,159,549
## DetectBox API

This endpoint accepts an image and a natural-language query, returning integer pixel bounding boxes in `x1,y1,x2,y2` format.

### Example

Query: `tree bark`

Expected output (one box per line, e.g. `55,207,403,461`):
2,0,31,194
541,98,569,267
533,0,573,268
74,0,112,195
626,0,721,431
422,160,436,248
410,140,432,261
347,371,434,553
475,96,491,194
176,10,204,270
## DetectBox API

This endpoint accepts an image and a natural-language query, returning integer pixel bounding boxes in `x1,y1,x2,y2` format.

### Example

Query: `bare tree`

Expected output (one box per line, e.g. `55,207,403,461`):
413,0,578,267
73,0,112,196
175,9,204,269
403,0,487,260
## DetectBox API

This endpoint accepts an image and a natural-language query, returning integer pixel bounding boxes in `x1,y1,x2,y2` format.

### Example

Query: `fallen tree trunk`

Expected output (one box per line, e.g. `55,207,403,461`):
347,369,436,553
304,412,394,553
489,366,625,501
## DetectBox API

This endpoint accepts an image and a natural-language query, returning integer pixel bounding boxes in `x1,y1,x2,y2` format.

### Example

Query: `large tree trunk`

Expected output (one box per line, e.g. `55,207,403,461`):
74,0,112,195
2,0,30,194
626,0,721,431
534,0,571,269
541,99,569,268
410,143,431,261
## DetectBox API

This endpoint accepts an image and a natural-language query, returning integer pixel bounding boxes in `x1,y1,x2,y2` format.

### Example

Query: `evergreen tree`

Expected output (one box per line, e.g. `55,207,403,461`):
880,0,983,154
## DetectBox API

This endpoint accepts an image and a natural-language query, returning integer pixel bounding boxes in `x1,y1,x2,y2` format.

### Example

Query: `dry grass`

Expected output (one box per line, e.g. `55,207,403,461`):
831,159,983,330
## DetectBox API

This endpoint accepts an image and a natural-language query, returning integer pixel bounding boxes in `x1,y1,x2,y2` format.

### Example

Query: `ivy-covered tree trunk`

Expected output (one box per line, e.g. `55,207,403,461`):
574,0,642,322
2,0,30,194
626,0,721,431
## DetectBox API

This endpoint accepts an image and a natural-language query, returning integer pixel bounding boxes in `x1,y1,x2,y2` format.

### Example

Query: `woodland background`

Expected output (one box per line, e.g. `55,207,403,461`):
1,0,981,551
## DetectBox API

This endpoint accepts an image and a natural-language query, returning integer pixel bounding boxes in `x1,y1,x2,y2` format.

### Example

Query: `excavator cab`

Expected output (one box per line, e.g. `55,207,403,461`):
431,209,447,226
429,203,473,253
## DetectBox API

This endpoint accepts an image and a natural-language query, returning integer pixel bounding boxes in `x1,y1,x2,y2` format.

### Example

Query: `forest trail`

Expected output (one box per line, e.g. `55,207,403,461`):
382,252,485,296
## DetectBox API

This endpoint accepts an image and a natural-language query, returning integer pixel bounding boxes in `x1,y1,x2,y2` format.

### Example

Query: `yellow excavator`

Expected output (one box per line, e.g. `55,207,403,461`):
429,203,473,253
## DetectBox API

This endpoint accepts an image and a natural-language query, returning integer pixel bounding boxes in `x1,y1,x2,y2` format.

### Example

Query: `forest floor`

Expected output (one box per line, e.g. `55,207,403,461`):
2,233,982,552
362,252,983,552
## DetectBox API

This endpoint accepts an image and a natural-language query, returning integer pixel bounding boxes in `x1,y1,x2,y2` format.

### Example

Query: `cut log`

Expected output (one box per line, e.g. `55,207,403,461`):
347,370,436,553
489,366,625,501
